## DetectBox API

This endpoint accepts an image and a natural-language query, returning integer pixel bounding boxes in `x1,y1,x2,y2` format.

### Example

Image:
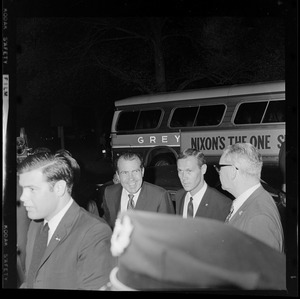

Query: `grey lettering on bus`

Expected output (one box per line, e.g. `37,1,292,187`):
137,134,180,145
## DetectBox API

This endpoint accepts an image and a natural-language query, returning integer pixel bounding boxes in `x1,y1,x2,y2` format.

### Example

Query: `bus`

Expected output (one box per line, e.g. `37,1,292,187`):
111,80,285,163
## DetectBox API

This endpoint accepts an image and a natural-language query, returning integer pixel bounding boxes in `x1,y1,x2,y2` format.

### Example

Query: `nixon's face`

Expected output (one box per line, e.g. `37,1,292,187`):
117,157,144,194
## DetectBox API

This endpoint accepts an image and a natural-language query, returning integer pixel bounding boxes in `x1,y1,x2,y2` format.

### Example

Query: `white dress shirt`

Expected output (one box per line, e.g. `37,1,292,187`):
229,183,261,220
183,181,208,218
45,198,73,245
120,188,142,212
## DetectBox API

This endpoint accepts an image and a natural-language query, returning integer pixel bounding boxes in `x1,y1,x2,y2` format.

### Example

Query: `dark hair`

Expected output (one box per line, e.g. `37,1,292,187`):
177,148,206,168
115,152,144,172
17,149,80,194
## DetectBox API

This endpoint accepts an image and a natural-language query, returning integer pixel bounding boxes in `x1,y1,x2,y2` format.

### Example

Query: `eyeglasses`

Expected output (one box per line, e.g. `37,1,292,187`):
214,164,239,173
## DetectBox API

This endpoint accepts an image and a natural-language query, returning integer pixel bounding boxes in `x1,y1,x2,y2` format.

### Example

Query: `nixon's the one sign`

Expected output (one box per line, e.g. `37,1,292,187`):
181,128,285,156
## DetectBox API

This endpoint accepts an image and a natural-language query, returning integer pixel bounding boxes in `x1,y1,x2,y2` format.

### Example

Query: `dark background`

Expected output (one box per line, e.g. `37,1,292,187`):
3,0,298,294
13,0,292,204
15,1,288,151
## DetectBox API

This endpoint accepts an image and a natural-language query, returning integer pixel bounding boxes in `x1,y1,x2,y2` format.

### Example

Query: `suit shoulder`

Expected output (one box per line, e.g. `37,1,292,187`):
105,183,120,192
249,187,278,208
78,207,111,229
174,188,185,198
207,186,232,203
73,209,113,244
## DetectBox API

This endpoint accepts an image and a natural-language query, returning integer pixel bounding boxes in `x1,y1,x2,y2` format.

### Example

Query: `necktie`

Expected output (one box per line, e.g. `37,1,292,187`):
27,223,49,288
187,197,194,217
127,194,135,210
225,205,234,222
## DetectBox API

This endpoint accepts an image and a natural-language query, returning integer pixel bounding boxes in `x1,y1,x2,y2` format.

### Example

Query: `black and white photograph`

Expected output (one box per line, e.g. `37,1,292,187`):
2,0,298,295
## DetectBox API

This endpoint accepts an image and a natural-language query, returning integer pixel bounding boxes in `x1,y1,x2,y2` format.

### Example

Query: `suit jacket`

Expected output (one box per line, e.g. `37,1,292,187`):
175,185,232,222
103,181,175,229
228,186,284,252
22,201,116,289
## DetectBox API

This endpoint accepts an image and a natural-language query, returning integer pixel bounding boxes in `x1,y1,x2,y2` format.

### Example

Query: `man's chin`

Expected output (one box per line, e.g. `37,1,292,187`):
126,185,141,194
182,185,191,192
26,212,39,220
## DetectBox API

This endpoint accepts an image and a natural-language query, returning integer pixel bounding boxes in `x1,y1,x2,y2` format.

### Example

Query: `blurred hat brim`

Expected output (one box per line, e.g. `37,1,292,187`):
110,267,136,291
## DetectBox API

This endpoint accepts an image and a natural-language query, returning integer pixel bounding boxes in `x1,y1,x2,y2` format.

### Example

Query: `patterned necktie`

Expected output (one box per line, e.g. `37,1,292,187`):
187,197,194,217
225,205,234,222
27,223,49,288
127,194,135,210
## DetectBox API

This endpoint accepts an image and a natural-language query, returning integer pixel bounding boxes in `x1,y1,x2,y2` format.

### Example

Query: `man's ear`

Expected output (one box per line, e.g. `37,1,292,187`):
141,167,145,177
201,164,207,175
116,171,120,182
54,180,67,196
230,165,239,181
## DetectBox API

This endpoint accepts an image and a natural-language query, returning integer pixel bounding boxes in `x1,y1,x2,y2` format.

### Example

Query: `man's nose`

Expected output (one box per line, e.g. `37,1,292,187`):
181,171,188,179
19,189,28,203
128,172,135,180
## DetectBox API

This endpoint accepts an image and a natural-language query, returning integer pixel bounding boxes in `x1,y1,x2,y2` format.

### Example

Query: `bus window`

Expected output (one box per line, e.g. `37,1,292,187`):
262,100,285,123
136,109,162,130
195,104,225,126
234,101,267,124
116,111,139,131
169,107,198,127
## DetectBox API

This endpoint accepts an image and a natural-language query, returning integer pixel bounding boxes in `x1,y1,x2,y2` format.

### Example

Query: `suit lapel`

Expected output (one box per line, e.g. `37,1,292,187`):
40,201,80,266
114,185,122,215
178,191,186,215
107,184,122,227
135,183,147,210
195,188,210,217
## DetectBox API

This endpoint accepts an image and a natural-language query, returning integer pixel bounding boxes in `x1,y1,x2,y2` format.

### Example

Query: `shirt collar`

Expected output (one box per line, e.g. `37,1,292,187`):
46,198,73,243
120,188,142,212
231,183,261,216
183,181,207,218
188,181,207,201
124,188,142,201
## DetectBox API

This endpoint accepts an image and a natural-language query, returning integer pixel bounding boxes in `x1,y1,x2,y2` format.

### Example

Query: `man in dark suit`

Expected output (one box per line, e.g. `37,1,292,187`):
175,148,232,221
217,143,284,252
102,152,175,229
17,150,116,289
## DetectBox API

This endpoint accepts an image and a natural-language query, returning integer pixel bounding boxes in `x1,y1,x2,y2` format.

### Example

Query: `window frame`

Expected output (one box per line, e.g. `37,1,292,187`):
233,98,285,126
168,103,226,128
116,107,164,132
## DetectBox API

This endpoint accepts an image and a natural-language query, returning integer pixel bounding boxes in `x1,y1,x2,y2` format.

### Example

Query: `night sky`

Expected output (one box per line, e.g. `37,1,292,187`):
11,0,296,144
4,0,296,170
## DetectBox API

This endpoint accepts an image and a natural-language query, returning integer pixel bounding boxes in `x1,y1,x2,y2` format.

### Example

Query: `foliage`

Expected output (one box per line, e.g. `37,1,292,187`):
16,16,285,132
67,17,285,92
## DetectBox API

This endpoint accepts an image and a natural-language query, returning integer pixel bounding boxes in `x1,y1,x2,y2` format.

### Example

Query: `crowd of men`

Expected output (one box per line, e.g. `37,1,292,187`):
16,143,286,292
